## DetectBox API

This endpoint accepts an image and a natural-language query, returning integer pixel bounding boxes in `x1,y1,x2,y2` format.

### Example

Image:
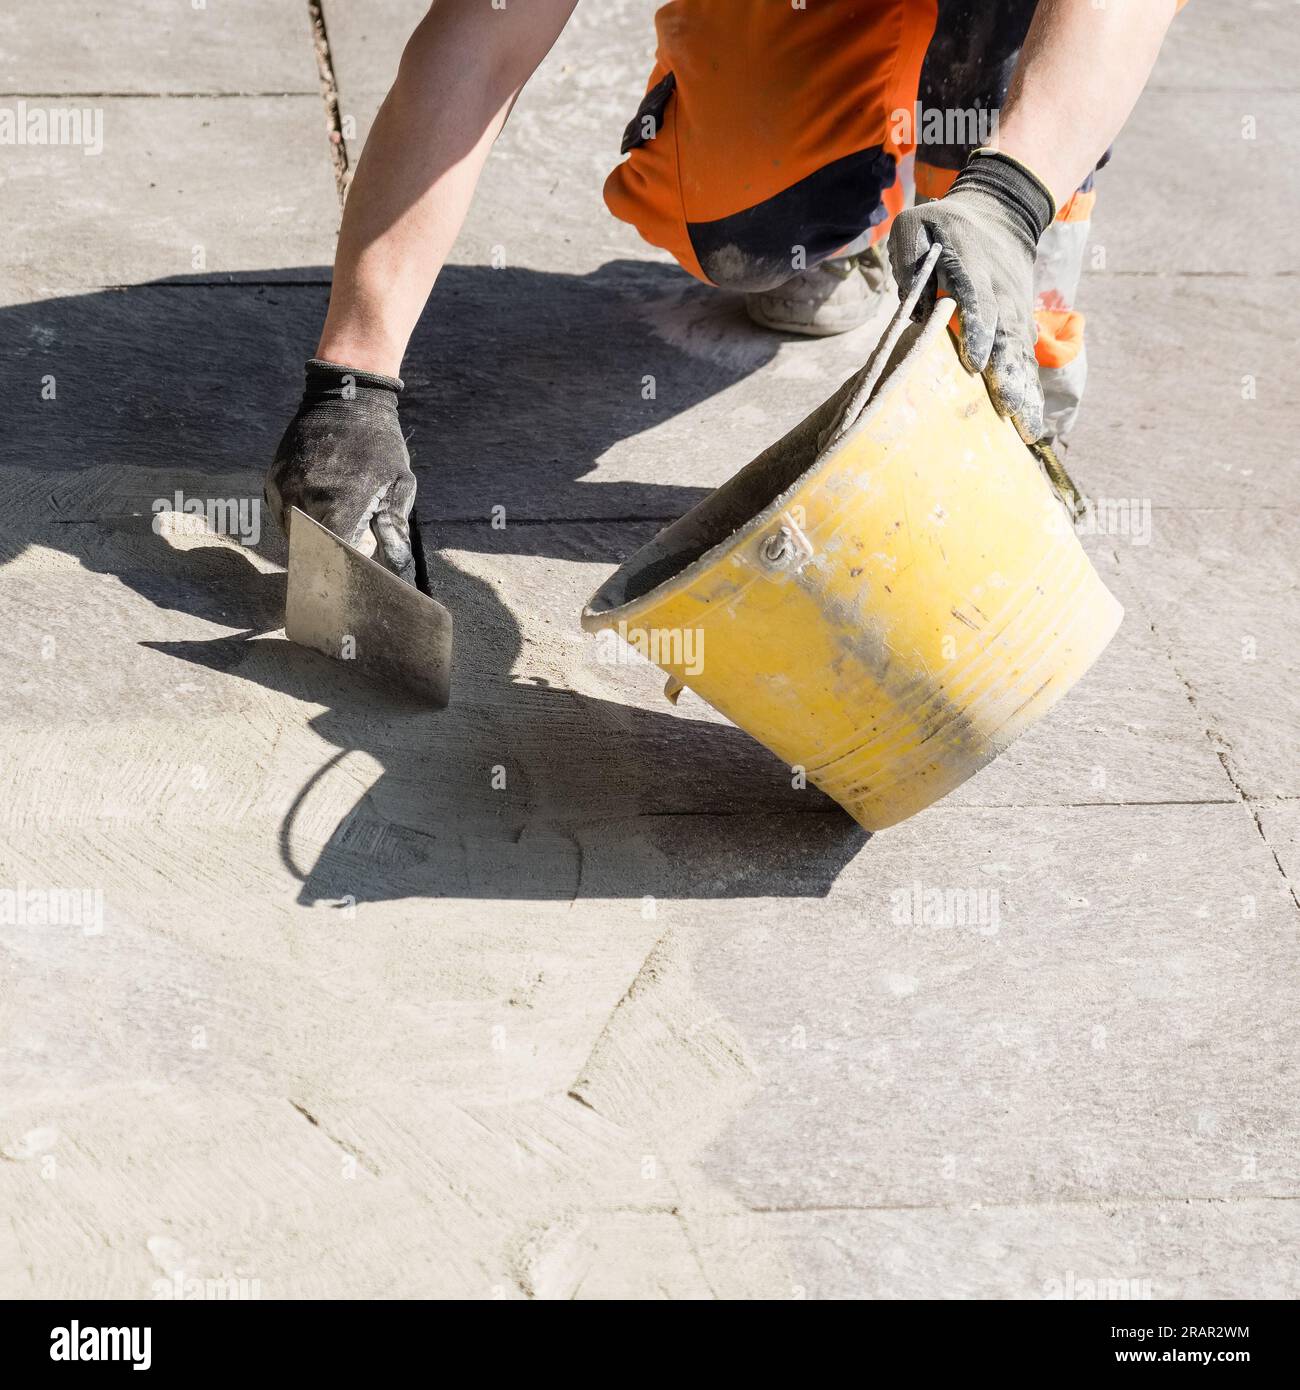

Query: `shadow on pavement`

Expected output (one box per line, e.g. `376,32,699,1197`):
3,260,869,900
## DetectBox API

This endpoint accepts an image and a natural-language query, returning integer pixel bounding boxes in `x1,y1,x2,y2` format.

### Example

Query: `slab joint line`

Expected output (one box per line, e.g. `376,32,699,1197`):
306,0,349,203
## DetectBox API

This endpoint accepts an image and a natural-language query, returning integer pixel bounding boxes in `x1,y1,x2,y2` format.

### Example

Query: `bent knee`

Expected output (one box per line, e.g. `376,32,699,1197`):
696,244,796,293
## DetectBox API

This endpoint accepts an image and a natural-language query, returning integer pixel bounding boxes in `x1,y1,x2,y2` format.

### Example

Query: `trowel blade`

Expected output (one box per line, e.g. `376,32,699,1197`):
284,507,452,708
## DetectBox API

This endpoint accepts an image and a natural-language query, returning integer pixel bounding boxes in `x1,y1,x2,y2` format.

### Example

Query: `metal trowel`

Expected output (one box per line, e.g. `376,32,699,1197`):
284,507,453,707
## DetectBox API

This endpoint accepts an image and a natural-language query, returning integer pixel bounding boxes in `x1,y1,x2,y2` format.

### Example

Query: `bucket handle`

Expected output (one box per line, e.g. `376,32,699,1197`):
823,244,1087,517
823,241,943,450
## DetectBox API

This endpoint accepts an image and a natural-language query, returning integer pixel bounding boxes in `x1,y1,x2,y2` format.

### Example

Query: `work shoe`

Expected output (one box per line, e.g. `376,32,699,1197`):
745,244,894,337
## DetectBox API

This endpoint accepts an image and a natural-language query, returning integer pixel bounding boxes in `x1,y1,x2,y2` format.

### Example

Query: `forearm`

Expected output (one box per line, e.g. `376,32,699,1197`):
317,0,578,376
989,0,1178,208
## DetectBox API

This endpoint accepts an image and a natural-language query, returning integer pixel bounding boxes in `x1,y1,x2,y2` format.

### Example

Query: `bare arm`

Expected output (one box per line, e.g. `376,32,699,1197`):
316,0,579,376
990,0,1179,208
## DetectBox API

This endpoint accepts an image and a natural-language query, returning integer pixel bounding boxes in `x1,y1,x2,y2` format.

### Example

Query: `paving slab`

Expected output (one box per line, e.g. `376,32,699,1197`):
1107,508,1300,800
0,282,329,494
0,1081,787,1297
1066,274,1297,510
7,797,1296,1294
1090,88,1299,276
758,1199,1300,1300
1,98,338,287
686,803,1300,1212
0,1088,505,1298
1149,0,1300,93
0,807,804,1296
0,1,320,95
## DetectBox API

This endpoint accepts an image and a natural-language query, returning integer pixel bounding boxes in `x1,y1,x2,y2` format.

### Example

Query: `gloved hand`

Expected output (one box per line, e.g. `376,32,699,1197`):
265,359,418,584
888,149,1056,443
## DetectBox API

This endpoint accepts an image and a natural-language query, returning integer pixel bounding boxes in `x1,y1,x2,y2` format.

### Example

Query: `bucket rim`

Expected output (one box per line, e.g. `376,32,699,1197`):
581,297,963,629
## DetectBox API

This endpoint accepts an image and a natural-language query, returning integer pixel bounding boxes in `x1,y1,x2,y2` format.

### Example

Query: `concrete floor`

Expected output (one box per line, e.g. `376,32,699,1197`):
1,0,1297,1299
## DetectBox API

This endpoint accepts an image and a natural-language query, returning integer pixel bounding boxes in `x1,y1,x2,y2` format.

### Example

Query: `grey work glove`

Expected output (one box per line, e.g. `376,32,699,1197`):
888,150,1056,443
265,358,418,584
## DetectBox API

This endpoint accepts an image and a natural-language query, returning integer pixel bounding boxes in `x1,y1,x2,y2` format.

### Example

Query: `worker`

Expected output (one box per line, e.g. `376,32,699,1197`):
266,0,1181,582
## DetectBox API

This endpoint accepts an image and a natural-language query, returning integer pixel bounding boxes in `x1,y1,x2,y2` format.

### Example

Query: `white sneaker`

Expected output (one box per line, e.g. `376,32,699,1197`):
745,244,894,337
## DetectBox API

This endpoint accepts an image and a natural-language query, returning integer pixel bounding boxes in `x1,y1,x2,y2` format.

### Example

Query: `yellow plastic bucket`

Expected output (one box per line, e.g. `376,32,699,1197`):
582,294,1122,831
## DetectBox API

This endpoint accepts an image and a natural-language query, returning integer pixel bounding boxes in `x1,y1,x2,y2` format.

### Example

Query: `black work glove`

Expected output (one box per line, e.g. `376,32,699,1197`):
888,150,1056,444
265,359,418,583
